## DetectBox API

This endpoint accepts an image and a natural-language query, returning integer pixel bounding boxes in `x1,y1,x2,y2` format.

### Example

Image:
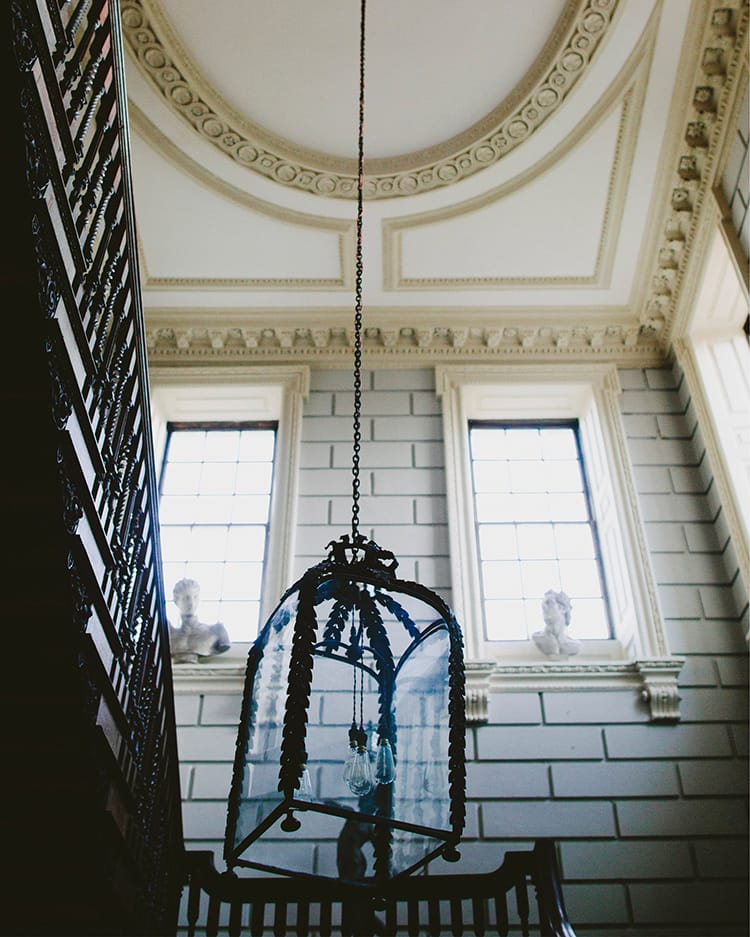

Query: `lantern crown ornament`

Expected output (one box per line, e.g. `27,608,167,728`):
224,0,466,884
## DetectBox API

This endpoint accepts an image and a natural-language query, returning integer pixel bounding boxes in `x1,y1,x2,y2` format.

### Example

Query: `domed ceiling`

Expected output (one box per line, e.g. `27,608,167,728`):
121,0,748,362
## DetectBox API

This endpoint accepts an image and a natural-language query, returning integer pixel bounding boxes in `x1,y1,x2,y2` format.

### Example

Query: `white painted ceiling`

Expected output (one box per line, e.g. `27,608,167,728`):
121,0,744,361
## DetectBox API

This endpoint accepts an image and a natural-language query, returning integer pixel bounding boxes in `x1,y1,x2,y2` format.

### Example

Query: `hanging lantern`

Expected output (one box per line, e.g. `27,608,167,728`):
224,0,465,883
224,534,465,882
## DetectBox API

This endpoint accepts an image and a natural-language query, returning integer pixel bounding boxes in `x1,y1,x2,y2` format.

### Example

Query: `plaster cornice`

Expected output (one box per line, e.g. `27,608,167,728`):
145,319,665,367
638,0,749,348
120,0,619,199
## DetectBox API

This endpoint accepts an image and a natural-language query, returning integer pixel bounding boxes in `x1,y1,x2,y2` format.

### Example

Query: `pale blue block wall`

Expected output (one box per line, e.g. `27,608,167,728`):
174,364,749,936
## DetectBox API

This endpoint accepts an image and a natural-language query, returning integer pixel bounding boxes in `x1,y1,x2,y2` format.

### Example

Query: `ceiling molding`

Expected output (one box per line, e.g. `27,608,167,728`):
637,0,749,347
145,321,664,367
121,0,620,200
382,17,655,291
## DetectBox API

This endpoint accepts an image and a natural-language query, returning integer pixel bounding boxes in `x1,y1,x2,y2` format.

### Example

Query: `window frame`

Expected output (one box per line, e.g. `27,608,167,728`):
436,363,683,721
468,417,614,644
158,419,279,643
149,365,309,684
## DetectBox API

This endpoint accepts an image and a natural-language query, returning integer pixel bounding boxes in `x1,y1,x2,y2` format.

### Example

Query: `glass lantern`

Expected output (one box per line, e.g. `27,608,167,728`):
224,535,466,883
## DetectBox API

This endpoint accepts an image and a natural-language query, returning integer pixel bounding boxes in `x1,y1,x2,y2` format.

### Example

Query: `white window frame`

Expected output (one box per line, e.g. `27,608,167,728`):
149,365,309,691
436,363,683,722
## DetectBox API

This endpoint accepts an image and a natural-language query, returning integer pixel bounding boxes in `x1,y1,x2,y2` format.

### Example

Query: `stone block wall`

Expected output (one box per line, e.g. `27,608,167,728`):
174,365,748,935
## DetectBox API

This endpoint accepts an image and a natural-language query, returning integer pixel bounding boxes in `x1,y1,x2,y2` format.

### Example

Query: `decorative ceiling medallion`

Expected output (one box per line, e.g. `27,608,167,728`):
121,0,619,200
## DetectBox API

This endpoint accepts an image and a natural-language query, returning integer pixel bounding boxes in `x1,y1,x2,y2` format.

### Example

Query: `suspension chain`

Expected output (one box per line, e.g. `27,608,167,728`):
351,0,366,552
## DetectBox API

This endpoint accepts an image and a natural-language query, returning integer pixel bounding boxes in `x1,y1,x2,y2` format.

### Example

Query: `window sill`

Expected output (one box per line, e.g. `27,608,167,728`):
171,644,684,724
465,652,685,724
170,643,251,694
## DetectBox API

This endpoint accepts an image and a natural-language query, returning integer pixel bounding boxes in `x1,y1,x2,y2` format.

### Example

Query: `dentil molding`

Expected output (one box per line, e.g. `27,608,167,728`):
145,322,665,365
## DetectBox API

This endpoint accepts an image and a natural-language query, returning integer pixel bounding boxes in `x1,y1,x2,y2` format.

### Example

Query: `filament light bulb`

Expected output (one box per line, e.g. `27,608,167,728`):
347,748,373,796
299,764,313,799
375,736,396,785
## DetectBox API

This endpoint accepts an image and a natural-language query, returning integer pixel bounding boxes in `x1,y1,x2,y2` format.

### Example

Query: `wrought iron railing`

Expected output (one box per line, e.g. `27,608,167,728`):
7,0,183,930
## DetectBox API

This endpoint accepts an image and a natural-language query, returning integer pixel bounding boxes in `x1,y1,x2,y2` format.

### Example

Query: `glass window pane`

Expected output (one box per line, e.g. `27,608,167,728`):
194,495,235,524
235,462,274,495
481,561,522,599
226,525,267,556
484,599,527,640
199,462,237,494
470,428,504,461
516,524,556,560
204,431,241,462
232,495,271,524
220,600,261,641
189,525,229,561
540,429,578,460
567,597,608,639
504,428,542,460
475,492,514,522
478,525,517,560
558,559,603,597
159,494,201,524
508,461,547,493
544,461,583,493
239,430,275,462
547,492,589,522
167,430,206,462
520,560,560,598
159,526,191,561
176,562,224,598
161,463,202,495
472,461,510,493
512,493,557,522
223,562,263,600
163,561,188,591
554,524,596,559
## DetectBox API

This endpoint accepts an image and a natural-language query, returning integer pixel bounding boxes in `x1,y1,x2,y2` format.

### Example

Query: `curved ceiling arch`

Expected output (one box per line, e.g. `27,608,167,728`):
121,0,620,199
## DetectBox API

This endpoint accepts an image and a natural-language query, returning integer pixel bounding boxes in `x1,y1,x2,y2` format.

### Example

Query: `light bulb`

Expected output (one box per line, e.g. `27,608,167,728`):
347,748,373,796
298,764,313,799
343,745,356,784
375,737,396,785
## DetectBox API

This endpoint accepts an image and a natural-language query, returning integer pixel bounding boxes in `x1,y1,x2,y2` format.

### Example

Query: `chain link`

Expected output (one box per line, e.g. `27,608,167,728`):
351,0,366,551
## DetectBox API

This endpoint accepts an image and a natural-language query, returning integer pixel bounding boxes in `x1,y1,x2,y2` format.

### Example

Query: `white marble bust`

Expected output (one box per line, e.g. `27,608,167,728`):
532,589,580,657
168,578,231,664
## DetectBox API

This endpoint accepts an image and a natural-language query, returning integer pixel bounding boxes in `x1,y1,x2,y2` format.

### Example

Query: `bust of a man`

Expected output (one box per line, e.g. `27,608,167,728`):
168,578,231,664
532,589,580,657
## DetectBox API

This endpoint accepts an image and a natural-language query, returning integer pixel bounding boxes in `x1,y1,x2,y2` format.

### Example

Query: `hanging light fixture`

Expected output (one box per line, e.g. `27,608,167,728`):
223,0,466,884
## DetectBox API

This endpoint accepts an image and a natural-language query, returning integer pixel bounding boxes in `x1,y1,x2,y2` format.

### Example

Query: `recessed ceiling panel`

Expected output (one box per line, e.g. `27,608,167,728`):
396,106,622,286
131,133,346,287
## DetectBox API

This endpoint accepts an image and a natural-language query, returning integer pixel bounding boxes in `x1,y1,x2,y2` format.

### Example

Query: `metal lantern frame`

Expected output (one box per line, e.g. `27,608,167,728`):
224,535,466,883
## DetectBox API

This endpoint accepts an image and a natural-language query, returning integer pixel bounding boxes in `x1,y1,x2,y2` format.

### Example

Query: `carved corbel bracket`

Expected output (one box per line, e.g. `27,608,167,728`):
636,658,685,722
465,660,495,725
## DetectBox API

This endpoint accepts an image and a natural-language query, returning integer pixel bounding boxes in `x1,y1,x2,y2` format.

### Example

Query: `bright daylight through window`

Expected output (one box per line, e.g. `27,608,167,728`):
470,421,611,642
158,423,276,642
